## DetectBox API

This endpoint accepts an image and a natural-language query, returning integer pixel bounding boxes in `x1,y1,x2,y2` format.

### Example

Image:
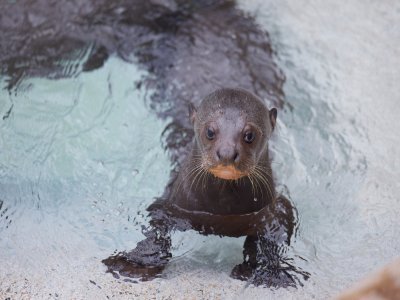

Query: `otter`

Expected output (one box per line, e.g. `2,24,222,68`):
102,88,308,287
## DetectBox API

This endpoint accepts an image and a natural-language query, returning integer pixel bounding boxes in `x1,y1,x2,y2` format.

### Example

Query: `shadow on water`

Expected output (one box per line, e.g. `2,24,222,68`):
0,0,313,293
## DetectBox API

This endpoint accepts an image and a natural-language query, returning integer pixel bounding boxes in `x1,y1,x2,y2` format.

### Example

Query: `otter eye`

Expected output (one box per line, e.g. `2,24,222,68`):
206,128,215,140
244,131,255,144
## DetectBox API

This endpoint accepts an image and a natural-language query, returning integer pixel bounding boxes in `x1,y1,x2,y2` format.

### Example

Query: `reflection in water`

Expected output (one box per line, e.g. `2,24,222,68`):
0,0,400,298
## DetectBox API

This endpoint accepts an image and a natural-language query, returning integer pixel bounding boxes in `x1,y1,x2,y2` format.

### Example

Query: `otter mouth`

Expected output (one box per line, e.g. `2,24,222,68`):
208,165,246,180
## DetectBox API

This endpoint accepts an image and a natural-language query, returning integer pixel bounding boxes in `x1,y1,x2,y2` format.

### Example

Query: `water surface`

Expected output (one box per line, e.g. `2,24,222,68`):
1,0,400,299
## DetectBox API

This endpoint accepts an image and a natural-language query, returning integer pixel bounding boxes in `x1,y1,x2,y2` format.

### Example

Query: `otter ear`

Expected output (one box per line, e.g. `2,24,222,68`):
188,103,197,124
269,108,277,130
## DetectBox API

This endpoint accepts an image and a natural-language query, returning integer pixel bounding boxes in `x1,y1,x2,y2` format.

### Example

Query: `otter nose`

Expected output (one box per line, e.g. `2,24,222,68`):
216,147,239,165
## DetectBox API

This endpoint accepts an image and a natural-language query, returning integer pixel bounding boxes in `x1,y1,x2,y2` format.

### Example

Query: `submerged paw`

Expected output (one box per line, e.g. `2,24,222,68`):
102,251,169,281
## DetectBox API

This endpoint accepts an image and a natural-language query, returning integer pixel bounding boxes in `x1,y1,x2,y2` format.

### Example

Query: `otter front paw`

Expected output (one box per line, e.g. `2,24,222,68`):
231,262,301,288
102,253,166,281
249,265,298,288
102,236,171,281
230,262,254,281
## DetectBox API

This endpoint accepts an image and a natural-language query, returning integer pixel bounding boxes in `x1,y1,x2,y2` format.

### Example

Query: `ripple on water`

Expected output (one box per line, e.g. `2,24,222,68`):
0,57,171,279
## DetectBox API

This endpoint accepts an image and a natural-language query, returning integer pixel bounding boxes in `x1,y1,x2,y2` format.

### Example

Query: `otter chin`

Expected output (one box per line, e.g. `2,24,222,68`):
208,164,246,180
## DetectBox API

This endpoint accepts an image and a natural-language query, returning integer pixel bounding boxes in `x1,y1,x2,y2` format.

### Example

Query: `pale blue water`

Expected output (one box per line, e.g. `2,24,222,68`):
0,57,171,269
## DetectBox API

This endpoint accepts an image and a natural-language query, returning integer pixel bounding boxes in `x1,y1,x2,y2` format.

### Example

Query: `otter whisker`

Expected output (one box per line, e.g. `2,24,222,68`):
194,166,207,192
254,164,274,179
252,168,274,201
250,172,264,199
189,163,208,194
199,168,209,194
247,173,256,197
174,160,204,196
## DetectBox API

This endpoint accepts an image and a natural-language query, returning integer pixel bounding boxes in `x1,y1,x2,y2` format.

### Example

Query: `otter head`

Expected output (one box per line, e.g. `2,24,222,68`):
189,88,277,180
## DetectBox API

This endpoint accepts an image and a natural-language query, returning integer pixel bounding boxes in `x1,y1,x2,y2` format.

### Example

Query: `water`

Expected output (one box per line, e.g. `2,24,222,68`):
0,57,173,296
239,0,400,297
1,0,400,299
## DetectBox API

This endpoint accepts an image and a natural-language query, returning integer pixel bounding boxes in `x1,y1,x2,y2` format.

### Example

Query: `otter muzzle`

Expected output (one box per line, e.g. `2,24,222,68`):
209,165,246,180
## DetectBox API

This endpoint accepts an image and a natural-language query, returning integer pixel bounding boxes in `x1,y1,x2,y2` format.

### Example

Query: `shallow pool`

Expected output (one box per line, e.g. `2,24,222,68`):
1,0,400,299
